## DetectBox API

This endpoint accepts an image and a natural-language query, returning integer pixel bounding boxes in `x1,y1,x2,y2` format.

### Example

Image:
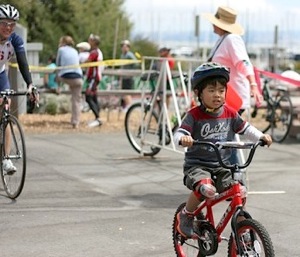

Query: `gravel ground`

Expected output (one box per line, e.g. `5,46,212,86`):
19,109,126,134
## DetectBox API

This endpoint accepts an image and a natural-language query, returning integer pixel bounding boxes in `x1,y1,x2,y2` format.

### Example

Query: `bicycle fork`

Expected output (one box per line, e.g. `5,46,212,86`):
231,206,252,255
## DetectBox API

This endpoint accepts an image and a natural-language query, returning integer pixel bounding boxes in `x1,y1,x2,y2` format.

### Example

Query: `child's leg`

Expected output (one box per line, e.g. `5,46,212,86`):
177,167,216,238
185,191,201,212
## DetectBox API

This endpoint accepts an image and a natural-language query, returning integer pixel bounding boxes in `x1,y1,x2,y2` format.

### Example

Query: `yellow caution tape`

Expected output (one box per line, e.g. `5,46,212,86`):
9,59,142,71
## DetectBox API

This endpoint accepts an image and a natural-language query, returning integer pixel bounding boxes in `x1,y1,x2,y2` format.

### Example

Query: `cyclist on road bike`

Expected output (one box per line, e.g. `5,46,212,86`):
173,62,272,239
0,4,37,173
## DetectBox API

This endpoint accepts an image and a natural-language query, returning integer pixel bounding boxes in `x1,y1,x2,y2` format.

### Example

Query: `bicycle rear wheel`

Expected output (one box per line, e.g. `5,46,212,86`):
1,115,26,199
228,219,275,257
124,102,161,156
269,94,293,143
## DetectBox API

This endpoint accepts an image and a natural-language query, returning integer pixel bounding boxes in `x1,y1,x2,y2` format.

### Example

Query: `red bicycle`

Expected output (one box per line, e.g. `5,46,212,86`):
172,140,275,257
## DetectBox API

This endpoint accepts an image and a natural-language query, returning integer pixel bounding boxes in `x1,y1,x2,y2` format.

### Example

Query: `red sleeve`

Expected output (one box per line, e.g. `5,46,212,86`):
168,57,175,69
88,50,98,62
86,50,99,79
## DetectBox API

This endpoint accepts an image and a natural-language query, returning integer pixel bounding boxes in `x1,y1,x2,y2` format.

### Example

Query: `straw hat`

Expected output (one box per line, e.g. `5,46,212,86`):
120,40,131,47
76,42,91,51
202,6,244,35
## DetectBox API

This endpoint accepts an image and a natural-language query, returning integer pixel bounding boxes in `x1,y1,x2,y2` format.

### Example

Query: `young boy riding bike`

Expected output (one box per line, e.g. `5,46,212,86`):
173,62,272,239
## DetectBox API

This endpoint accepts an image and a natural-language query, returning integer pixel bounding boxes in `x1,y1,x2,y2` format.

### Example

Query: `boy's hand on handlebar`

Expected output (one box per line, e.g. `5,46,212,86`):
260,134,272,147
179,135,194,147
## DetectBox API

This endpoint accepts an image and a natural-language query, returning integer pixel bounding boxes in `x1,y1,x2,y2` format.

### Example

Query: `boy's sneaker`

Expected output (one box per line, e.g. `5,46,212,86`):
176,209,195,238
2,159,17,175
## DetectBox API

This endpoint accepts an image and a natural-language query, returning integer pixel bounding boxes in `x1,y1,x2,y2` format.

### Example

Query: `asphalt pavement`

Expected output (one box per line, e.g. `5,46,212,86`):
0,131,299,257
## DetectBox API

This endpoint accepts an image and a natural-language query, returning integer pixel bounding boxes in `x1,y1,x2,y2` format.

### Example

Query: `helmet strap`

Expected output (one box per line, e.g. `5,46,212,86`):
200,100,224,113
198,88,226,113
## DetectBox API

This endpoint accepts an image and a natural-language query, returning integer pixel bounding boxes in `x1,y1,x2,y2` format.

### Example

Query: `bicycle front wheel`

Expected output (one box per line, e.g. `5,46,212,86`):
1,115,26,199
269,94,293,143
124,102,161,156
228,219,275,257
173,203,208,257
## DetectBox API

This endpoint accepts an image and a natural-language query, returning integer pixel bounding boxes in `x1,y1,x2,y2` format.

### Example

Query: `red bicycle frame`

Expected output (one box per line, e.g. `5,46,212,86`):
193,181,246,242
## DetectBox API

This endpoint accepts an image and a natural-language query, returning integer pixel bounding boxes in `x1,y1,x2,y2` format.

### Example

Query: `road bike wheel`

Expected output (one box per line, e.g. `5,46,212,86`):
269,94,293,143
172,202,207,257
0,115,26,199
124,102,161,156
227,219,275,257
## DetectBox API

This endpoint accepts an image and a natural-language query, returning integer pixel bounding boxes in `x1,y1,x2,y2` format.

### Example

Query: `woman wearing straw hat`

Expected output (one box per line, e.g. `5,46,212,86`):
202,6,262,112
202,6,263,167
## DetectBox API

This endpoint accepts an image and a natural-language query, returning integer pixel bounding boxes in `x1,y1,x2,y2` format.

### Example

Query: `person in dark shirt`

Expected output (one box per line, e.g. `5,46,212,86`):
174,62,272,239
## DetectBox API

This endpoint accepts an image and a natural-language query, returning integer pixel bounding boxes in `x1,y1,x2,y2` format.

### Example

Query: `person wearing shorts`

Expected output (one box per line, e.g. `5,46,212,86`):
173,62,272,239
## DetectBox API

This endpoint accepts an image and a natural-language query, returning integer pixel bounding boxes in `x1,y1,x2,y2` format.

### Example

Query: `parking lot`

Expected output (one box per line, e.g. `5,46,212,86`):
0,131,299,256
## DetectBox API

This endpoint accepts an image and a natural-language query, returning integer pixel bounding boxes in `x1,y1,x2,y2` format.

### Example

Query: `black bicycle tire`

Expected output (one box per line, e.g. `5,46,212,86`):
0,115,26,199
251,104,271,134
172,202,193,257
227,219,275,257
269,93,293,143
124,102,161,156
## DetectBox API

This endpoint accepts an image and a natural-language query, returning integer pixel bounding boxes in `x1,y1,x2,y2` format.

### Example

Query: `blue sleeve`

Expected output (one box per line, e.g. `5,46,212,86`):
10,33,32,86
10,33,25,53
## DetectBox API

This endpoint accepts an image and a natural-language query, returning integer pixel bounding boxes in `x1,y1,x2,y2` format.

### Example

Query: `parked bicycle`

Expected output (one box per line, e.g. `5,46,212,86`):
124,71,191,156
172,140,275,257
251,77,293,143
0,88,38,199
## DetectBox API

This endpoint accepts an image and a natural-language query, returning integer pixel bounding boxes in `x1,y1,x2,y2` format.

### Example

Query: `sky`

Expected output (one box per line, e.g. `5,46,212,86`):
123,0,300,51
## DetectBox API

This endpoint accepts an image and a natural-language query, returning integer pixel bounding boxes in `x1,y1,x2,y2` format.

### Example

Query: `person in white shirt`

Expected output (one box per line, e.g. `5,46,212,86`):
202,6,264,166
202,6,263,113
76,42,90,64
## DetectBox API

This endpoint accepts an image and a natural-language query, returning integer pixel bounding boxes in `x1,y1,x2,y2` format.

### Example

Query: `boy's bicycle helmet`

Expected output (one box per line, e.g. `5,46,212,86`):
191,62,230,91
0,4,19,21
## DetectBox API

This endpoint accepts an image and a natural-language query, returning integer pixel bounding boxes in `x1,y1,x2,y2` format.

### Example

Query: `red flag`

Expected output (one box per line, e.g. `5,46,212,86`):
225,84,242,111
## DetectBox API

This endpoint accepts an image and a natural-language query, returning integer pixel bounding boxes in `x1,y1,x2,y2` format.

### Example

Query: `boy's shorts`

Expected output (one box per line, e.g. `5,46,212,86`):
183,166,234,193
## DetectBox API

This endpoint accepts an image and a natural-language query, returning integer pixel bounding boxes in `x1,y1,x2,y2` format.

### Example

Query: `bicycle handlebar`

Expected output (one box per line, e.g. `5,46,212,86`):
187,140,266,170
0,88,40,108
0,90,28,96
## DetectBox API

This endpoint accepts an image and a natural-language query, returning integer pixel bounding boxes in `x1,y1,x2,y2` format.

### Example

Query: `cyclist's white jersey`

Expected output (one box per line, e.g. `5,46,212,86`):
0,32,25,73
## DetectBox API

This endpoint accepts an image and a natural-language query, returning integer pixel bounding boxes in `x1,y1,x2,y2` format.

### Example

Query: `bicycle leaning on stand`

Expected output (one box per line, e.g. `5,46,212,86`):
0,88,38,199
172,140,275,257
251,77,293,143
124,71,190,156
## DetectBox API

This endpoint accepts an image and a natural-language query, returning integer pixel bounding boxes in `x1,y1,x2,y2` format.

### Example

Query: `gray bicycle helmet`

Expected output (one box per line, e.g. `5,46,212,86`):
191,62,230,91
0,4,19,21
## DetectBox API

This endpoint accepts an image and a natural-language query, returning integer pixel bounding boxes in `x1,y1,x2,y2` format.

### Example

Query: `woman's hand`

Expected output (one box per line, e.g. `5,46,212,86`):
251,86,264,107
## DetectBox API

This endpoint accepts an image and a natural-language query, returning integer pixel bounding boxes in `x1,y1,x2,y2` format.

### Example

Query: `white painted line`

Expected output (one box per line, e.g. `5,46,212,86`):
248,191,286,195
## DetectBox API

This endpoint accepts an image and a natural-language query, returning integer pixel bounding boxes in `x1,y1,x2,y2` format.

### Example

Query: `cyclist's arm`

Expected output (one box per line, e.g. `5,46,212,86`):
10,33,33,88
15,51,33,87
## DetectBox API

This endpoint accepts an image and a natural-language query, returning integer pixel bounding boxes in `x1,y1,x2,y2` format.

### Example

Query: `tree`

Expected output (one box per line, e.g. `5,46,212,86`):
5,0,134,62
